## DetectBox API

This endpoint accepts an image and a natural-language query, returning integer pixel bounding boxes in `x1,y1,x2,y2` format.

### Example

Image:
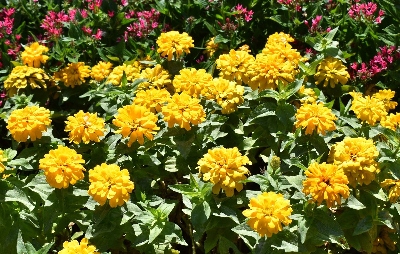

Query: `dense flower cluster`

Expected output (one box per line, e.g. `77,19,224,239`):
6,105,51,142
204,37,219,57
348,2,385,24
380,179,400,203
198,147,251,197
314,56,349,88
59,238,99,254
88,163,134,207
21,42,49,68
106,62,141,86
295,102,337,135
349,92,387,125
298,85,317,104
0,8,15,39
372,89,397,112
40,10,72,39
4,65,51,95
39,146,85,189
137,64,172,90
124,8,160,39
216,49,254,85
328,137,379,187
156,31,194,61
173,68,213,97
55,62,91,88
380,113,400,131
133,88,171,113
113,104,159,146
162,93,205,131
242,192,292,237
90,61,113,82
65,110,106,144
303,162,349,208
206,78,244,114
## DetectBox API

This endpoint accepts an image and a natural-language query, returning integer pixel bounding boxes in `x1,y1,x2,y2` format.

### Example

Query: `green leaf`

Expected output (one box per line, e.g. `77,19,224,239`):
164,156,178,172
5,181,35,211
191,201,211,241
214,34,230,44
307,208,345,246
346,195,366,210
218,236,241,254
16,231,27,254
232,222,260,248
284,174,305,192
353,215,373,236
149,221,164,243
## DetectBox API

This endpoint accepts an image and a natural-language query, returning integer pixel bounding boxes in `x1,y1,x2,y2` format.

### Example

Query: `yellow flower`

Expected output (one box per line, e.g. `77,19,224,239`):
242,192,292,237
65,110,106,144
4,65,51,95
39,146,85,189
314,57,349,88
112,104,159,147
372,89,397,112
381,179,400,203
54,62,91,88
328,137,379,187
162,93,206,131
204,37,219,57
303,162,349,208
59,238,99,254
298,85,317,104
156,31,194,61
295,102,337,135
137,64,172,91
380,113,400,131
88,163,134,207
90,61,113,82
216,49,255,85
7,105,51,142
133,88,171,113
205,78,244,114
265,32,294,46
372,227,397,254
172,68,213,97
21,42,49,68
198,147,251,197
0,150,7,174
349,92,387,126
106,62,141,86
262,33,305,66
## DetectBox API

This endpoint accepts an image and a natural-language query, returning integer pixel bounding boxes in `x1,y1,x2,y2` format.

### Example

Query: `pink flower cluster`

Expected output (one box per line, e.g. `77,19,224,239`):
277,0,302,12
232,4,254,22
304,15,331,34
348,2,384,24
350,46,400,80
124,9,160,40
86,0,102,12
82,26,103,40
41,9,88,39
0,8,15,39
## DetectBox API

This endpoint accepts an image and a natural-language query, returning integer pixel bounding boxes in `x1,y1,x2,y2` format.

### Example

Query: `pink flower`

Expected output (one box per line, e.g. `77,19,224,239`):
93,29,103,40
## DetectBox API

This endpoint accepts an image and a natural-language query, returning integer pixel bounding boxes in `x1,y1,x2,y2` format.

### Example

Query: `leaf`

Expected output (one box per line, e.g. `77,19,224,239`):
214,34,230,44
284,174,305,192
218,236,241,254
346,195,366,210
149,221,164,244
16,231,27,254
191,201,211,241
353,215,373,236
232,222,260,248
5,181,35,211
307,208,345,246
164,156,178,172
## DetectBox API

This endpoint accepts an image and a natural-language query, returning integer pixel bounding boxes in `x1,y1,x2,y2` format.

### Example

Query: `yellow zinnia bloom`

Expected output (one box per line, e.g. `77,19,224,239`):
381,179,400,203
295,102,337,135
204,37,219,57
173,68,213,97
161,93,206,131
21,42,49,68
112,104,159,147
137,64,172,91
59,238,99,254
39,146,85,189
216,49,255,85
156,31,194,61
90,61,113,82
262,33,305,66
205,78,244,114
349,92,387,126
54,62,91,88
265,32,294,46
88,163,134,208
106,62,141,86
198,147,251,197
372,89,397,112
133,88,171,113
242,192,292,237
380,113,400,131
65,110,106,144
7,105,51,142
0,150,7,174
4,65,51,95
298,85,317,104
314,56,349,88
303,162,349,208
328,137,379,187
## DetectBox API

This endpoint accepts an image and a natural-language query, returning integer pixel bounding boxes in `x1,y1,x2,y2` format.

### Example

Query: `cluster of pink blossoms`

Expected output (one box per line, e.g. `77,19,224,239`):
277,0,302,12
0,8,14,39
41,9,88,40
348,1,385,24
86,0,102,12
232,4,254,22
350,46,400,80
304,15,331,34
124,9,160,40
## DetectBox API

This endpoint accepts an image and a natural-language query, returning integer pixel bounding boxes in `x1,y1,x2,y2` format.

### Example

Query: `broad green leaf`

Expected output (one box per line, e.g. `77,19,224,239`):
353,215,373,236
232,222,260,248
218,236,241,254
346,195,366,210
149,221,164,243
191,201,211,241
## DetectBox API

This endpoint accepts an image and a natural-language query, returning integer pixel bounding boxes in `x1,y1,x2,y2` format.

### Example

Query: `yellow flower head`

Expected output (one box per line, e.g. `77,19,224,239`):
242,192,292,237
204,37,219,57
39,146,85,189
372,89,397,112
173,68,213,97
265,32,294,46
314,56,349,88
90,61,113,82
380,113,400,131
0,150,7,174
328,137,379,187
106,62,141,86
298,85,317,104
263,33,305,66
21,42,49,68
55,62,91,88
65,110,106,144
138,64,172,90
303,162,349,208
59,238,99,254
133,88,171,113
7,105,51,142
161,93,206,131
4,65,51,95
198,147,251,197
156,31,194,61
112,104,159,147
381,179,400,203
295,102,337,135
88,163,134,207
350,92,387,126
216,49,255,85
205,78,244,114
